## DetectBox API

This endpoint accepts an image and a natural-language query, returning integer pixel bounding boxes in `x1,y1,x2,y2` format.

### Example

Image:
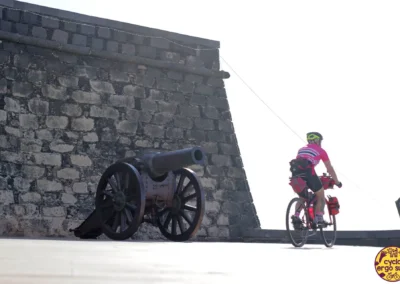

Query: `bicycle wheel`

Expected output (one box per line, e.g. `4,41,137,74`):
319,214,337,247
285,197,310,247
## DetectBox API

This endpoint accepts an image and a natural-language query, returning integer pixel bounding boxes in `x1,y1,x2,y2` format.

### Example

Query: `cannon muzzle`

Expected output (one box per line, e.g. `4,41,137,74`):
143,146,205,178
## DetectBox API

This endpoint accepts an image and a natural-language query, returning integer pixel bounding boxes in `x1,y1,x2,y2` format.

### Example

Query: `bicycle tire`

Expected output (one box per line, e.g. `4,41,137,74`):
285,197,310,247
319,214,337,247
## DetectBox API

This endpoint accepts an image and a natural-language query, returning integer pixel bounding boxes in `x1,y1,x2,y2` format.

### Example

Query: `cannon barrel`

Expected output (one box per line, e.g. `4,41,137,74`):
142,146,205,178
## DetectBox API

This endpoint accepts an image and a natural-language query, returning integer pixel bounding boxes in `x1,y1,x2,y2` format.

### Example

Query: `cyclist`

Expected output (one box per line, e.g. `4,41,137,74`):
289,132,342,227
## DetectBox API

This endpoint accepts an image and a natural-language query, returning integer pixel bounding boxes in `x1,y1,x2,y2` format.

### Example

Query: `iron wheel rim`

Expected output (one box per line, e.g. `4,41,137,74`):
95,162,145,240
156,168,205,242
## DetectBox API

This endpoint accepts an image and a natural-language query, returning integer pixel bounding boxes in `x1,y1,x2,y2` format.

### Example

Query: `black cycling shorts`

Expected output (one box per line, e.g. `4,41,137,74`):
290,158,323,195
302,167,323,192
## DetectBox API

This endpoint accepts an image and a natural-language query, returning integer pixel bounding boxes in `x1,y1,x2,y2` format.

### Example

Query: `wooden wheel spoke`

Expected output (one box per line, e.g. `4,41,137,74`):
157,207,169,217
179,210,192,226
176,174,185,193
163,212,172,228
123,173,130,195
125,194,136,202
183,204,197,212
102,190,114,198
120,211,127,232
179,181,193,197
108,178,119,193
124,208,133,223
115,171,129,192
112,212,121,231
114,172,122,190
171,217,177,235
182,193,196,203
177,215,185,233
126,203,137,211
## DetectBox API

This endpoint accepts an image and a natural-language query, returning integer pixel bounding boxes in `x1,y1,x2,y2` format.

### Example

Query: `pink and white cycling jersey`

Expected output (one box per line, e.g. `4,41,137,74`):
296,143,330,166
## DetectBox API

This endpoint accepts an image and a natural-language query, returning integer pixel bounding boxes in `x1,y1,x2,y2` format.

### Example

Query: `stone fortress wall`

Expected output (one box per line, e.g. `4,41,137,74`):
0,0,261,240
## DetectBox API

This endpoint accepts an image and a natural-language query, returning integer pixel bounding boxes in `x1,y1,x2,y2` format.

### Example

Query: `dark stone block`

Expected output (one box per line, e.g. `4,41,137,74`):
91,38,104,50
185,74,203,84
80,24,95,35
199,49,219,69
0,20,12,32
170,43,197,57
160,51,180,63
214,87,227,97
72,34,87,47
207,77,224,88
190,95,207,106
137,46,156,59
208,131,226,142
113,30,128,42
63,22,77,32
51,29,69,44
15,23,28,35
178,81,194,94
207,97,229,110
130,35,144,45
106,41,119,53
31,26,47,39
22,12,39,25
195,84,213,96
167,71,183,81
185,130,206,142
157,78,177,91
6,9,20,22
121,43,135,54
46,58,69,74
97,27,110,39
150,37,170,49
25,46,52,58
42,17,59,29
4,67,17,80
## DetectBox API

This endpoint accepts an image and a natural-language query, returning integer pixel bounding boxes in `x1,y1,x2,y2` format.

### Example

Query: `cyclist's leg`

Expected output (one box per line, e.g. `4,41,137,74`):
291,185,309,231
305,168,326,225
289,159,308,224
293,188,308,216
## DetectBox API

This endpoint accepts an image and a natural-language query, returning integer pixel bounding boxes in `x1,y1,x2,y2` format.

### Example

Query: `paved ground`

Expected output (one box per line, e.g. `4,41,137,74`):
0,238,385,284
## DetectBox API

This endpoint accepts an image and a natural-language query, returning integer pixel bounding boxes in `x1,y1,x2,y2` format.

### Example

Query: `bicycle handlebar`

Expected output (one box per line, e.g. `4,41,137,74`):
319,173,342,190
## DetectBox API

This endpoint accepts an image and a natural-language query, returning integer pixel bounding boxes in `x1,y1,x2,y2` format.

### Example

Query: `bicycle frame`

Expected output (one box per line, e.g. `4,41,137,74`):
297,173,337,229
286,172,339,247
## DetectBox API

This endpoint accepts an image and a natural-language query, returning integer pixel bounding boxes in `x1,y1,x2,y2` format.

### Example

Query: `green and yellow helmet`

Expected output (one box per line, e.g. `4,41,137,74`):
307,132,323,142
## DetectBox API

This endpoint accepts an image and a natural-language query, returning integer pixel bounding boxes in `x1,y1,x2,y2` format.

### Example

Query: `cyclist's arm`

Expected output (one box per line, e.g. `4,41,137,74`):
320,149,340,185
323,160,340,184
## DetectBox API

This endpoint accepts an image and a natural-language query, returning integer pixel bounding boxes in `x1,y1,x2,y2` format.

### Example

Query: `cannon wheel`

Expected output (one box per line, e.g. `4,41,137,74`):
95,162,145,241
156,168,205,242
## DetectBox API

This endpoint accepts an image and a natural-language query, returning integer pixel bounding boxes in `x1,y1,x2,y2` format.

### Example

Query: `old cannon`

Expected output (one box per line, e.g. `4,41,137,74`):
70,146,206,242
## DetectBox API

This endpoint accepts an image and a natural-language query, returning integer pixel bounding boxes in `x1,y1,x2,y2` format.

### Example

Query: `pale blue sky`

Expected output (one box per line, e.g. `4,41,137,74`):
19,0,400,231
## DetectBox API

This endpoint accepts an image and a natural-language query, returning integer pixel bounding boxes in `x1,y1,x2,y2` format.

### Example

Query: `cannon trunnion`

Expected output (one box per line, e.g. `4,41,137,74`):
70,147,206,242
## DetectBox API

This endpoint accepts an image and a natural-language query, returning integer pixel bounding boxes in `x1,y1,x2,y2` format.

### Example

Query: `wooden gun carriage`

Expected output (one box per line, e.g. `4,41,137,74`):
70,146,206,242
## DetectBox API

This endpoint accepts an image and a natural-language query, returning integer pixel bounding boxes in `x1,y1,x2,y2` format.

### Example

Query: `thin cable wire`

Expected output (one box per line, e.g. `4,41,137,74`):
219,55,367,193
219,55,305,144
0,4,218,51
